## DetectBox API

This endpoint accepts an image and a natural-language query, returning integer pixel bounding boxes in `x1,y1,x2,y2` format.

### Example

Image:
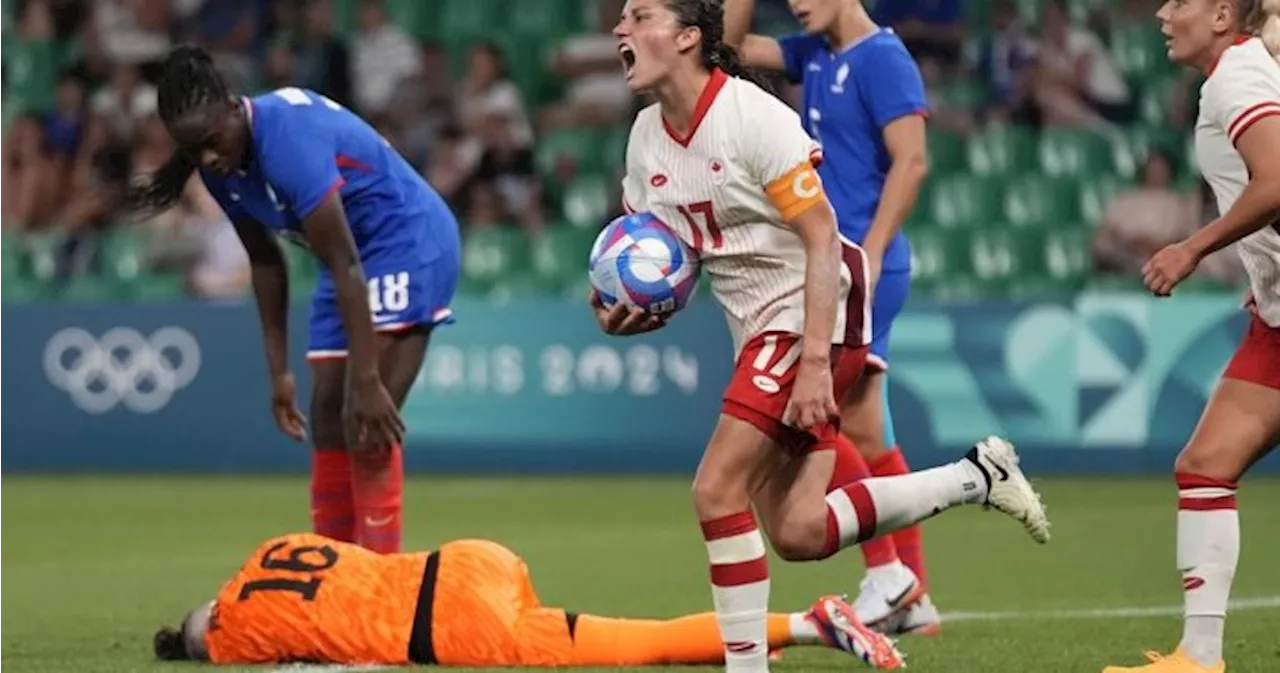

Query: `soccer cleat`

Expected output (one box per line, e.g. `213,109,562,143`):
876,594,941,637
806,594,906,669
965,436,1052,544
1102,648,1225,672
852,563,925,626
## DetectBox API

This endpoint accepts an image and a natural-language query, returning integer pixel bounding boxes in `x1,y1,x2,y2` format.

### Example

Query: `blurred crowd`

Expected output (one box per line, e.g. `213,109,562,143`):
0,0,1247,300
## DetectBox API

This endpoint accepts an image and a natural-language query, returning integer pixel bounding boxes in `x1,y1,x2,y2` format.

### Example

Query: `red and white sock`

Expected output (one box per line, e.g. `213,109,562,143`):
1176,472,1238,668
826,460,985,552
310,449,355,542
351,443,404,554
702,512,770,673
870,447,928,587
826,435,900,569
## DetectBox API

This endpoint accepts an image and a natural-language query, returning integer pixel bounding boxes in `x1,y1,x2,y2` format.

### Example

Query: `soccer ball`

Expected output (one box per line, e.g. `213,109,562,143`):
588,211,700,316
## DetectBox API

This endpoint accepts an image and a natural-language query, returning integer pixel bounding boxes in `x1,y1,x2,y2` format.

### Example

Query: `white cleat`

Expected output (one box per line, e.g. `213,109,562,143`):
965,436,1051,543
852,562,925,626
876,594,941,637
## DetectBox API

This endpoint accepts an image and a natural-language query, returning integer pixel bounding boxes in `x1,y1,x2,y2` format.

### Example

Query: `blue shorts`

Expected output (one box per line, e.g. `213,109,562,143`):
307,253,459,360
868,266,910,372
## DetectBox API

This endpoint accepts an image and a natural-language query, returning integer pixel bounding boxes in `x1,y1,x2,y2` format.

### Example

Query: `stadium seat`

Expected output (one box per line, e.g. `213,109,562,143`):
927,129,966,176
509,0,582,38
967,227,1028,281
1078,174,1126,225
61,276,125,302
1112,125,1185,179
1136,72,1179,128
1041,227,1092,281
601,125,630,175
441,0,501,40
909,228,973,287
1110,23,1170,79
537,128,606,181
928,174,1001,228
2,233,26,283
560,176,615,229
965,126,1037,177
4,38,61,114
382,0,439,41
125,273,187,301
1002,174,1079,227
98,230,148,281
1037,128,1113,178
532,225,598,289
462,226,531,286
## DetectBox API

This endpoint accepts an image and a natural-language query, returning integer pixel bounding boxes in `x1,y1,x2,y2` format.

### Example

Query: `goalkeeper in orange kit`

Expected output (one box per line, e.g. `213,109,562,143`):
153,533,903,668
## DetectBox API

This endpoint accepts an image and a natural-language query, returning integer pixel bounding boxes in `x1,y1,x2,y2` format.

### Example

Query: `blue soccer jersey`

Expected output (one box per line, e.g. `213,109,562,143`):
778,29,927,375
199,87,461,358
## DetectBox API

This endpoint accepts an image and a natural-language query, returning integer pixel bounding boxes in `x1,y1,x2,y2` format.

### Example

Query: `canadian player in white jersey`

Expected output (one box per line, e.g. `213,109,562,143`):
594,2,1051,672
1105,2,1280,673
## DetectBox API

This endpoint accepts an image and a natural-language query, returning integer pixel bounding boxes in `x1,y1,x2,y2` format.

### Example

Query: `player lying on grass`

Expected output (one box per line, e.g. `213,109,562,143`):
153,533,902,667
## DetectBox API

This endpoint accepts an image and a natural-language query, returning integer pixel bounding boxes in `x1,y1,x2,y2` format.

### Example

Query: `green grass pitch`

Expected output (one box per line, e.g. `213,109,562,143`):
4,476,1279,673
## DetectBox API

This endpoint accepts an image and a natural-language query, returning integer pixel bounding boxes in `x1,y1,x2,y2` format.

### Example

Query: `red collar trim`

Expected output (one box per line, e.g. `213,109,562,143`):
662,68,729,148
1206,34,1254,76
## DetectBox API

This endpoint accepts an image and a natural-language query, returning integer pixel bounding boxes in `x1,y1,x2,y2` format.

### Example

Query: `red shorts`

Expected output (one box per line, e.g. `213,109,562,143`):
1222,312,1280,390
722,331,869,453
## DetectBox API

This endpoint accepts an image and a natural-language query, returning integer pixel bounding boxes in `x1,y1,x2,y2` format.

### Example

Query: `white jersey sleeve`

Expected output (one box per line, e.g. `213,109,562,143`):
740,94,826,224
1202,43,1280,147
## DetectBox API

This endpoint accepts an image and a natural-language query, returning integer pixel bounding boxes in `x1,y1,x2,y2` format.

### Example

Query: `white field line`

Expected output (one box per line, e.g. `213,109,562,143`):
268,596,1280,671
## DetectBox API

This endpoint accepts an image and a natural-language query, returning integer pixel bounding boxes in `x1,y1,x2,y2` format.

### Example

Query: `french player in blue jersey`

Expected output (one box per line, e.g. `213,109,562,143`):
725,0,938,635
124,46,461,555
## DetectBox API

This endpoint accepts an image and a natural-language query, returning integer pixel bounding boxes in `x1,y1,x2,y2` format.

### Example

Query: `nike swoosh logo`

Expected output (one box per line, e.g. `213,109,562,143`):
887,583,916,608
991,461,1010,482
365,515,395,527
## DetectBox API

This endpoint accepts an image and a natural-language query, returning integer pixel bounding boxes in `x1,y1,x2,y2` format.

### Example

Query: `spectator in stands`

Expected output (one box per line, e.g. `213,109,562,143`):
468,111,547,237
190,0,268,92
90,0,172,80
456,42,534,149
542,0,633,130
350,0,420,118
427,125,481,208
869,0,966,70
1092,150,1197,276
975,0,1036,125
288,0,354,107
2,115,58,231
387,41,457,171
1028,0,1132,128
90,64,158,146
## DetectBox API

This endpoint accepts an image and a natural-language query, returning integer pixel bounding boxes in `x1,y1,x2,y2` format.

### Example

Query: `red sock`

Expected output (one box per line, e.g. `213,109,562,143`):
826,434,898,568
311,449,355,542
351,443,404,554
871,447,927,587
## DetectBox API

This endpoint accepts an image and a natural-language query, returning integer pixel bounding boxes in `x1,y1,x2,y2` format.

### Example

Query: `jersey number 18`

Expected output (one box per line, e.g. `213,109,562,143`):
238,542,339,602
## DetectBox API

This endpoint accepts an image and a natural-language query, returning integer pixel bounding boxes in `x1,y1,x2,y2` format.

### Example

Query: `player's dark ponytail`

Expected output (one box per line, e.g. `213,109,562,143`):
153,626,190,661
667,0,773,91
122,45,233,214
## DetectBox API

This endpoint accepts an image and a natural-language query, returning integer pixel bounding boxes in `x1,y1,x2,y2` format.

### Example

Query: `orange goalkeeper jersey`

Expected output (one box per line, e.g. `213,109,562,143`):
204,533,434,665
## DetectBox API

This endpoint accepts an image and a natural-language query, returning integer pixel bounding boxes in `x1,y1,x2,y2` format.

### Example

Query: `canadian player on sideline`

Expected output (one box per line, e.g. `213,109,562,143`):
153,533,888,666
599,1,1050,671
1104,2,1280,672
123,46,462,554
724,0,938,634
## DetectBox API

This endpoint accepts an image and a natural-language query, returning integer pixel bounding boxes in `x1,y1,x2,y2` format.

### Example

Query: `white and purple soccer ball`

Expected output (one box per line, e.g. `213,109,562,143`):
588,211,700,316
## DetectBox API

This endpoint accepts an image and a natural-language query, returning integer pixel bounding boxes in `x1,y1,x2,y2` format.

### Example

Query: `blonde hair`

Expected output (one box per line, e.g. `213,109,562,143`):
1262,0,1280,57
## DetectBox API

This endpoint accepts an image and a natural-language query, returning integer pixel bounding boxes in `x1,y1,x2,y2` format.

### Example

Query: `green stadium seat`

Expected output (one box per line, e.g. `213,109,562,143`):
928,174,1001,228
1041,227,1092,281
601,125,630,175
61,275,125,302
2,232,27,282
909,228,973,286
1002,174,1079,227
441,0,501,39
531,225,598,289
1078,174,1126,225
935,80,989,111
560,176,615,229
24,232,62,281
927,129,965,176
1111,23,1171,79
383,0,439,40
967,228,1028,281
126,273,187,301
4,38,58,113
1037,128,1113,178
965,126,1037,177
1136,73,1179,128
462,226,531,286
487,272,562,303
1112,126,1184,180
98,229,148,281
509,0,581,38
537,128,606,180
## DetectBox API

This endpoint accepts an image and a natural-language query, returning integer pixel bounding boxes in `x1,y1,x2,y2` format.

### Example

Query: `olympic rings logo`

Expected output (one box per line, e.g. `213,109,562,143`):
43,327,202,414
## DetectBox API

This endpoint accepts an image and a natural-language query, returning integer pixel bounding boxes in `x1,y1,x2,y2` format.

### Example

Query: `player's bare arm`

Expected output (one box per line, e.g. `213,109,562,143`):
302,194,405,449
723,0,785,70
231,217,306,442
862,114,928,287
785,200,842,430
1144,116,1280,296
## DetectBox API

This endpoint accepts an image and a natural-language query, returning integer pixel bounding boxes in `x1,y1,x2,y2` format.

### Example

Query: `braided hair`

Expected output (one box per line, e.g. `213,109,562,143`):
664,0,774,92
123,45,234,213
152,626,189,661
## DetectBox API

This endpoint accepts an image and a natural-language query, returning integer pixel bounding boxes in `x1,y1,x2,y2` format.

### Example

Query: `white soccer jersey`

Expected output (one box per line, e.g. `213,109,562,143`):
621,70,870,354
1195,36,1280,327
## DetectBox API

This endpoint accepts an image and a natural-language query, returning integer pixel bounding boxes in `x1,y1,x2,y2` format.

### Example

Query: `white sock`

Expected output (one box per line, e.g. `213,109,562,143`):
1176,473,1239,668
788,612,823,645
826,461,985,549
865,558,908,583
703,512,770,672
